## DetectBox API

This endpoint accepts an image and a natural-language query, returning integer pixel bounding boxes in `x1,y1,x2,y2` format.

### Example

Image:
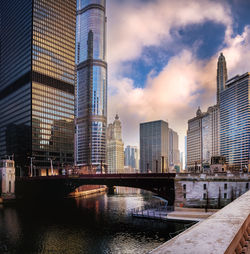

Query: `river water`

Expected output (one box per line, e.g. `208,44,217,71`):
0,188,190,254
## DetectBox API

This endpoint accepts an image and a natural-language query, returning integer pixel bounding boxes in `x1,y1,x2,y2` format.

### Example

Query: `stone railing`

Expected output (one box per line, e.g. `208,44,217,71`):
150,190,250,254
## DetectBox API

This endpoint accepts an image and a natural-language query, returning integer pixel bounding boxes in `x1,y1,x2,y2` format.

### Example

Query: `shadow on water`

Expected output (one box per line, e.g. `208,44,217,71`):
0,188,192,254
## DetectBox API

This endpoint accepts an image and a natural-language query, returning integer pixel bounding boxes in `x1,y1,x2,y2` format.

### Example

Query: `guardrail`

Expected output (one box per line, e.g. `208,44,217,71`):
150,190,250,254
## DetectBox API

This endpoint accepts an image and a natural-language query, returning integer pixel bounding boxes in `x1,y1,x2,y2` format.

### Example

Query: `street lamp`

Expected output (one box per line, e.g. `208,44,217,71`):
48,157,54,175
28,156,35,177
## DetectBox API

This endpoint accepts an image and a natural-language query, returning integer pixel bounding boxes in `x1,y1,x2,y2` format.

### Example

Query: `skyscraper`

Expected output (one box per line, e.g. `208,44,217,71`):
0,0,76,175
75,0,107,169
124,146,140,171
217,53,228,104
140,120,169,173
107,115,124,173
168,128,180,170
220,73,250,171
187,108,203,171
187,105,220,171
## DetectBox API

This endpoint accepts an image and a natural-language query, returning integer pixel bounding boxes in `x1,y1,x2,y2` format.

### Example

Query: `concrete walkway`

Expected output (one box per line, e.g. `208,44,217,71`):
150,190,250,254
132,207,218,222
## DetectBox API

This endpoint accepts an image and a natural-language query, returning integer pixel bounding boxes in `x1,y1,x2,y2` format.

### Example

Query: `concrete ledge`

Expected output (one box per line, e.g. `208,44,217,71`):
150,190,250,254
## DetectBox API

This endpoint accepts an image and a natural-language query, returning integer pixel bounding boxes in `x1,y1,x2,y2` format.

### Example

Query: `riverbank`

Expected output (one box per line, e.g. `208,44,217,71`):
69,186,108,198
0,195,16,204
132,206,219,222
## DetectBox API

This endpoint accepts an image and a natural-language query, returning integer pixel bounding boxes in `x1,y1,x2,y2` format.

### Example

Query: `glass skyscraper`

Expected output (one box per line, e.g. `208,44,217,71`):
0,0,76,175
140,120,169,173
220,72,250,171
75,0,107,168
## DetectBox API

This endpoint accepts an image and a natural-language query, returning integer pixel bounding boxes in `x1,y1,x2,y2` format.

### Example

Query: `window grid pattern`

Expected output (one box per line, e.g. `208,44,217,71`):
32,83,74,167
76,1,107,166
32,0,76,84
220,74,250,170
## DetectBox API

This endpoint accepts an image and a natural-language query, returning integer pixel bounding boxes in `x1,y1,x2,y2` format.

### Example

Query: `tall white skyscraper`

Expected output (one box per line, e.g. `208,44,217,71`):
107,115,124,173
187,105,220,171
217,52,228,104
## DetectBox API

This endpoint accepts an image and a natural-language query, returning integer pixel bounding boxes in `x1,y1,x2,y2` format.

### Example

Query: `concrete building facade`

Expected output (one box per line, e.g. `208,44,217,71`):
217,52,228,104
0,159,15,198
175,173,250,208
107,115,124,173
187,105,220,171
187,108,203,171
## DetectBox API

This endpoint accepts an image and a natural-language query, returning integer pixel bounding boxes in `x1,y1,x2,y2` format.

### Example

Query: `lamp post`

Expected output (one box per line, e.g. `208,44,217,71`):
48,158,54,175
28,156,35,177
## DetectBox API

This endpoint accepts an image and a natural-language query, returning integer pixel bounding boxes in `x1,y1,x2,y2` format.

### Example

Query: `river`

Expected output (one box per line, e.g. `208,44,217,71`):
0,187,191,254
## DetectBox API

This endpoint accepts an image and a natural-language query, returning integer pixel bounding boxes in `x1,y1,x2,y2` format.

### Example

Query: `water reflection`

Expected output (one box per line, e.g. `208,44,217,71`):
0,188,188,254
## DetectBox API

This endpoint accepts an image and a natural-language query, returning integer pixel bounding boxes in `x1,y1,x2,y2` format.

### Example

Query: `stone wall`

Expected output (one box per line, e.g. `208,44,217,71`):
175,173,250,208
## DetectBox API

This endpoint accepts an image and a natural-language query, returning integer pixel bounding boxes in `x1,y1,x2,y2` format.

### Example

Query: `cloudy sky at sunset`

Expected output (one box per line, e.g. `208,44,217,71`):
106,0,250,155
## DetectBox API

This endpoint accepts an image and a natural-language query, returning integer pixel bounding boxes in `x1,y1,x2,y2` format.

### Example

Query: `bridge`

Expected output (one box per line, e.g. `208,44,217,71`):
15,173,176,205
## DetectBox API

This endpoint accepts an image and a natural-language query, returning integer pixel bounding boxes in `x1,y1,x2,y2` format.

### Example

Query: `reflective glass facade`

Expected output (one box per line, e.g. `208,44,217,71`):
0,0,76,175
220,73,250,170
140,121,168,173
76,0,107,166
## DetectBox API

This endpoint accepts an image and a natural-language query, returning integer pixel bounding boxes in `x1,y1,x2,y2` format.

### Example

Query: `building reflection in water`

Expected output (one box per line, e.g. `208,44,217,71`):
0,206,21,245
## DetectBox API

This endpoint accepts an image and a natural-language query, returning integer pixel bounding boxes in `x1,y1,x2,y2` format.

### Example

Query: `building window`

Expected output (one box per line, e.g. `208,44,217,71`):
246,183,249,190
224,183,227,190
203,193,206,199
224,193,227,199
183,184,186,191
183,193,186,199
203,184,206,190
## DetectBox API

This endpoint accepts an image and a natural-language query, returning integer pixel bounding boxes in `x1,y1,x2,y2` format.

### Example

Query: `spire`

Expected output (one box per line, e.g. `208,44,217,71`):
196,106,202,116
217,52,228,104
115,114,119,120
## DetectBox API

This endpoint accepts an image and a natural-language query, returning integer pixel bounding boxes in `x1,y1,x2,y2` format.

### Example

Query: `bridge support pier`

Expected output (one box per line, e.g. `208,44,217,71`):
107,186,115,195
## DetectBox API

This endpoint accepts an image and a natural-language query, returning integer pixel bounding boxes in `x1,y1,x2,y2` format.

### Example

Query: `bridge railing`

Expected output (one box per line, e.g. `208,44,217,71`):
150,189,250,254
17,173,176,180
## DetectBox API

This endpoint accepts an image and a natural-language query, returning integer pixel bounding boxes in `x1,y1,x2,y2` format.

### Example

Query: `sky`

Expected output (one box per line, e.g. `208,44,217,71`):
106,0,250,156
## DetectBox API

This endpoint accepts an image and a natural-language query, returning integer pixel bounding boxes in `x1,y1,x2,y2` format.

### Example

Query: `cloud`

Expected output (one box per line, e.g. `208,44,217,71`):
107,0,232,67
223,25,250,76
108,49,217,150
106,0,250,155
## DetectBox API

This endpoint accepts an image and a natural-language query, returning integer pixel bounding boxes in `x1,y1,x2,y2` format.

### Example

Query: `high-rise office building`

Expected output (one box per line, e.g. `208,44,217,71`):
217,53,228,104
187,108,203,171
187,105,220,171
220,73,250,171
185,136,187,170
107,115,124,173
202,105,220,163
124,145,139,171
0,0,76,175
180,152,184,171
75,0,107,169
168,128,180,170
140,120,169,173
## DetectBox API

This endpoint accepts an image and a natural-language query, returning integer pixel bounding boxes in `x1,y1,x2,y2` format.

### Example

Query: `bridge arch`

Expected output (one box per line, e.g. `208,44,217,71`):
15,174,176,205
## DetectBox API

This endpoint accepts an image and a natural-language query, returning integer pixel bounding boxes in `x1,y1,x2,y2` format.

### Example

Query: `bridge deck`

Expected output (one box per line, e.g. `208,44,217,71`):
17,173,176,180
